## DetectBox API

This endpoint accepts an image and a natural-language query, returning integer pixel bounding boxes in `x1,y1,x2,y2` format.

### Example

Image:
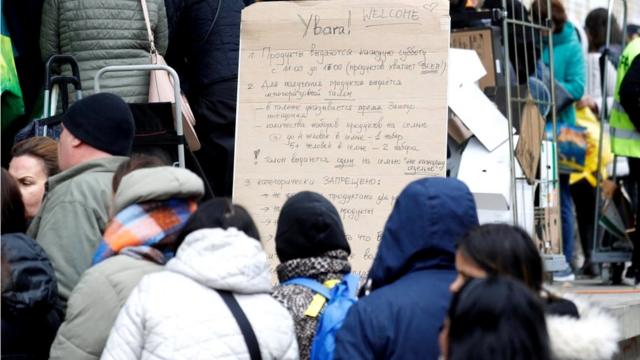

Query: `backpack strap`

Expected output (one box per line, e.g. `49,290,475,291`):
284,277,332,299
216,290,263,360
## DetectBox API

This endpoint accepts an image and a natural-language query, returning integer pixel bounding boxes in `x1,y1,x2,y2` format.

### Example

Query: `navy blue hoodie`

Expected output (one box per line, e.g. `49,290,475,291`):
334,178,479,360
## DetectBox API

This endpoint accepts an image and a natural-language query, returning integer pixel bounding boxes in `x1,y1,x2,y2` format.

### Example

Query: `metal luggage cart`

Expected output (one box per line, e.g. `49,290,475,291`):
592,0,631,284
94,64,186,168
15,54,84,142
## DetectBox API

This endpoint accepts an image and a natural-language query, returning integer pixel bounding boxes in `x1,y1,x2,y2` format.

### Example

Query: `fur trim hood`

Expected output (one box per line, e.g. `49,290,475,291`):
546,296,621,360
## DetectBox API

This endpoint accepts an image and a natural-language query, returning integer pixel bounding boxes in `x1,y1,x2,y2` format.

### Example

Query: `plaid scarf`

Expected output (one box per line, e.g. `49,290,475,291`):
92,199,197,265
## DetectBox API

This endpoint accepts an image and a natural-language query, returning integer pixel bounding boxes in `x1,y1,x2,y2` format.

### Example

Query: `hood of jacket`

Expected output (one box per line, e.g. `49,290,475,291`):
1,233,59,317
368,178,478,291
166,228,272,294
546,296,621,360
113,166,204,214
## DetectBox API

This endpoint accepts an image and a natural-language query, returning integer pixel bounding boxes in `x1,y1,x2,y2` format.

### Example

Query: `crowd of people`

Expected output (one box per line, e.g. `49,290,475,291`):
452,0,640,285
0,92,623,359
1,0,639,359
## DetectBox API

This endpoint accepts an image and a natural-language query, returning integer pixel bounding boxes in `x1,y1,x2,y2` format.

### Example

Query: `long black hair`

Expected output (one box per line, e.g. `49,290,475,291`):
457,224,544,292
447,277,551,360
1,169,27,234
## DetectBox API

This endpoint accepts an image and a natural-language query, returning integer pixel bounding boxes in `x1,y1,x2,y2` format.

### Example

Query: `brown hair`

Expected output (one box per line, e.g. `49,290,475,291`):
112,153,168,193
1,169,27,234
11,137,59,177
530,0,567,33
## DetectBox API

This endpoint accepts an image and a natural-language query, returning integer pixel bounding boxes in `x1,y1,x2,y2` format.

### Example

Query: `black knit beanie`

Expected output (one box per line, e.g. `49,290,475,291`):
62,93,135,156
275,191,350,262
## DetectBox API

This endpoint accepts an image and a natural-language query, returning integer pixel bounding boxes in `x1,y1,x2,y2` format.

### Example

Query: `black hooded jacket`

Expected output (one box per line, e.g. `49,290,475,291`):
2,233,62,359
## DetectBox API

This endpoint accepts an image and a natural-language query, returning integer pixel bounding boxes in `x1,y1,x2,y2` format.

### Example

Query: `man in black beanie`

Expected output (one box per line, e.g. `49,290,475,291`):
27,93,135,306
272,191,352,360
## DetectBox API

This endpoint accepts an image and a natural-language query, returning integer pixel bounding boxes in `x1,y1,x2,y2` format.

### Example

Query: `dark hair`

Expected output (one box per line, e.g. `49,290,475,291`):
111,153,168,193
530,0,567,33
447,277,551,360
11,136,59,177
1,169,28,234
585,8,623,52
457,224,544,292
174,198,260,251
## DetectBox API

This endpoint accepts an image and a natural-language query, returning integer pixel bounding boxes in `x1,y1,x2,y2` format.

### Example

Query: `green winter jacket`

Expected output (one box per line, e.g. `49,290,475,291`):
542,21,586,125
48,166,205,360
40,0,168,103
27,156,128,303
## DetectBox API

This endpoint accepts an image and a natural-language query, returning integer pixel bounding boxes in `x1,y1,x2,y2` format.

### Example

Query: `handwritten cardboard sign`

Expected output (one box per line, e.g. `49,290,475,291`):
233,0,450,278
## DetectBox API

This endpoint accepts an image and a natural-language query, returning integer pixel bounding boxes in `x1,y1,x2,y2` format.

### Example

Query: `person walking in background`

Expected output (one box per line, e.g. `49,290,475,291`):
40,0,168,103
272,191,352,360
101,199,298,359
27,93,135,305
450,224,621,359
531,0,586,282
9,136,59,221
49,154,204,360
1,169,63,359
440,277,552,360
334,178,479,360
164,0,253,197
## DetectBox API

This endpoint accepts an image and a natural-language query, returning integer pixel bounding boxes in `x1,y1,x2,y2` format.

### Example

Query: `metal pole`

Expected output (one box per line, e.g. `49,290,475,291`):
545,0,562,255
502,0,518,225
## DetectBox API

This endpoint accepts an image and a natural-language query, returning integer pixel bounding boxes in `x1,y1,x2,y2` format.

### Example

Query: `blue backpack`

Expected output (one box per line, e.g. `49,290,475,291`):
284,274,359,360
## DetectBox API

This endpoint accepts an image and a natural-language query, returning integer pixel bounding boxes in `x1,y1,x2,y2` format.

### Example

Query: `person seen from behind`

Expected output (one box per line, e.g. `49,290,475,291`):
440,276,552,360
9,136,58,220
27,93,135,305
40,0,168,103
101,199,298,359
451,223,621,359
334,177,479,360
49,154,204,360
1,168,63,359
272,191,353,360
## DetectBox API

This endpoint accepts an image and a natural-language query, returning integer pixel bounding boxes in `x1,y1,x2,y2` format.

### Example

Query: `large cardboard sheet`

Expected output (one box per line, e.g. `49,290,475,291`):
233,0,450,278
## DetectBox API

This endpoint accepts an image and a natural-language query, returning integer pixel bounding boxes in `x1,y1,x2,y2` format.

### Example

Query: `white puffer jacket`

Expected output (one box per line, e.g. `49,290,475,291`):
101,228,299,360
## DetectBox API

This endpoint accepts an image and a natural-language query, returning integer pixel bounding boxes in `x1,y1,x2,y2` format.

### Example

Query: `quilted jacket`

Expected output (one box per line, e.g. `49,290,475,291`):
40,0,168,103
101,228,299,360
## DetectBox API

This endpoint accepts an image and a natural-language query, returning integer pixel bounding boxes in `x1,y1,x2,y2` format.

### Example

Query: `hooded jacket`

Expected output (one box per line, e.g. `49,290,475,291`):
27,156,128,303
101,228,298,360
334,178,479,360
546,296,621,360
49,166,204,360
1,233,63,359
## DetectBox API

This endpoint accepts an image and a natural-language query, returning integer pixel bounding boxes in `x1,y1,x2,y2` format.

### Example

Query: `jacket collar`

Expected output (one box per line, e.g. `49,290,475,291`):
46,156,128,192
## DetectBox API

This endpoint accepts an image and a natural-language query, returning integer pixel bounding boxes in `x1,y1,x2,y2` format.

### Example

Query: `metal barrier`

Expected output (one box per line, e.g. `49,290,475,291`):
94,65,186,168
592,0,631,283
